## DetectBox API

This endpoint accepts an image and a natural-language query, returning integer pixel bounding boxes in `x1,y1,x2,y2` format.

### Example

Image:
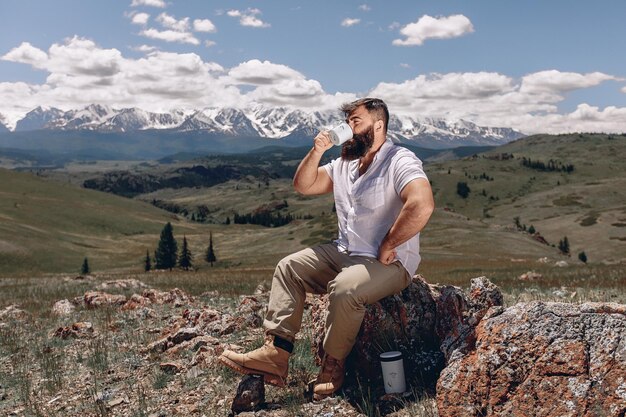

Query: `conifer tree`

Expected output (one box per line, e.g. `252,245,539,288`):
205,232,217,267
81,257,90,275
155,222,178,270
179,236,193,270
144,250,152,272
578,251,587,263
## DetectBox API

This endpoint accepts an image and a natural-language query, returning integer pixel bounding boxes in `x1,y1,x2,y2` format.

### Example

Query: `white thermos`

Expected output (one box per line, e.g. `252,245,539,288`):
380,351,406,394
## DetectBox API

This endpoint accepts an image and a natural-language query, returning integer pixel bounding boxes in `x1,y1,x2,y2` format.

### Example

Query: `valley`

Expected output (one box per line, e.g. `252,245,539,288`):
0,133,624,302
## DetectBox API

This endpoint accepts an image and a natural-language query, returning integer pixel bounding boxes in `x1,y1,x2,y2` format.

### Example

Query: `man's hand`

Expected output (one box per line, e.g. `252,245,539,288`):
313,131,334,154
378,243,397,265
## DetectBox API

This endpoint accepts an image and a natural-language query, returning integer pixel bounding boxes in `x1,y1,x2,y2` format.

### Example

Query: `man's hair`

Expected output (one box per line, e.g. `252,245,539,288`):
340,97,389,133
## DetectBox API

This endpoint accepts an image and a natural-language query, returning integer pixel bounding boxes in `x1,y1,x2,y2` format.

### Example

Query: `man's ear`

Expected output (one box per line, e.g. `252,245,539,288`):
375,120,383,132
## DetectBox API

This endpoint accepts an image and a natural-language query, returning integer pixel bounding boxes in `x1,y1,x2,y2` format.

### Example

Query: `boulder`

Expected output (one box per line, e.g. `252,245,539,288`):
310,276,502,395
436,301,626,417
52,299,75,316
84,291,127,309
231,375,265,414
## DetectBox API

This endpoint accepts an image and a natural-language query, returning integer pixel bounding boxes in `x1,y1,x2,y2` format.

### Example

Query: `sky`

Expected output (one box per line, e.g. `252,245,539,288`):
1,0,626,134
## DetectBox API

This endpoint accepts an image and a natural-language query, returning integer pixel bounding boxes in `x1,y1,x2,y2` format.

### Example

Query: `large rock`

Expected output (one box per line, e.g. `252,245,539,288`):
310,276,502,394
437,301,626,417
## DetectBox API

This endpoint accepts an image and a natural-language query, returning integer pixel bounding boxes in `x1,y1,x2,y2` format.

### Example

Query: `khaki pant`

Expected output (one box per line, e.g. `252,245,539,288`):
263,243,411,360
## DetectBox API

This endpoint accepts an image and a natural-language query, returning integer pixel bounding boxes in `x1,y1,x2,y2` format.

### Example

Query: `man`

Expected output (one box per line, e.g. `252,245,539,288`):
219,98,434,400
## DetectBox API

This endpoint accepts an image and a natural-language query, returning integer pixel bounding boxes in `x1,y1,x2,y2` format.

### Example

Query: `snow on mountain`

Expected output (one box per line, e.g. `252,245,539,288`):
7,104,524,147
14,106,66,131
100,108,186,132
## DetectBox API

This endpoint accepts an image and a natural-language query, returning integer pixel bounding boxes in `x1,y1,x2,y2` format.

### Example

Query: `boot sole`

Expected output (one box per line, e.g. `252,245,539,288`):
218,355,286,388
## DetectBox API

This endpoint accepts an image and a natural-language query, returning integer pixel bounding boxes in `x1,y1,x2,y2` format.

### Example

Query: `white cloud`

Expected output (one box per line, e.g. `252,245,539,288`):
341,18,361,27
156,12,189,32
520,70,616,94
393,14,474,46
2,42,48,69
358,4,371,12
132,44,159,53
227,8,271,28
3,37,625,135
400,63,410,69
227,60,305,85
193,19,216,33
369,69,626,134
140,28,199,45
622,86,626,93
130,0,166,8
204,40,216,48
131,12,150,25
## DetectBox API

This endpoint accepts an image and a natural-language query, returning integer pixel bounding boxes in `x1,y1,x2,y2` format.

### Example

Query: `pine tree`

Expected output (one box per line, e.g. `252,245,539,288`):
144,250,152,272
155,222,178,270
81,257,90,275
578,251,587,263
205,232,217,267
558,236,570,255
179,236,193,271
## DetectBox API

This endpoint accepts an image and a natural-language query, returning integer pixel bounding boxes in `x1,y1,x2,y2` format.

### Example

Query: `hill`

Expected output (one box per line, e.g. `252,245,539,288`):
427,133,626,263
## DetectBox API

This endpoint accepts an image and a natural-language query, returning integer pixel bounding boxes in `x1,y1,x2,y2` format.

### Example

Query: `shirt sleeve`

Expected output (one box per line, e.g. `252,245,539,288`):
393,150,428,195
322,158,337,181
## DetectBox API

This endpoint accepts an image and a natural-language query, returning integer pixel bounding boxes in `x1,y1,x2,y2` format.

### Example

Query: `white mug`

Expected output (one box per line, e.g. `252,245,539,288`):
328,122,353,146
380,351,406,394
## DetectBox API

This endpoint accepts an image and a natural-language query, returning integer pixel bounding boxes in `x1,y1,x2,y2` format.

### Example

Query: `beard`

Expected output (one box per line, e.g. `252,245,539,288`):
341,125,375,161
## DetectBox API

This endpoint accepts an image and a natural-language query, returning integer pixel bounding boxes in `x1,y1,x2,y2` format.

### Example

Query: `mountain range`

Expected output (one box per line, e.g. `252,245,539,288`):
0,104,523,150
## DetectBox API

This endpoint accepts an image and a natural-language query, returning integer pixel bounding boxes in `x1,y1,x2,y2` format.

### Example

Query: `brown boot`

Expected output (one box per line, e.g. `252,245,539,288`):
312,354,345,400
218,337,290,387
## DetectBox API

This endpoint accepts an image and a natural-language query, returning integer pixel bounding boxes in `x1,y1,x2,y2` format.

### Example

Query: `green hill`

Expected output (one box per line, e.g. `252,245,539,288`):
0,168,200,275
427,133,626,264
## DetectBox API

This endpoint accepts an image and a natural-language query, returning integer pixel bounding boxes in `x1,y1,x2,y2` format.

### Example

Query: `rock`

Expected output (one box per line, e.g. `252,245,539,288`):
310,276,502,396
97,279,148,291
0,304,29,321
231,375,265,414
121,293,152,310
142,288,192,306
52,299,75,316
436,301,626,417
159,361,183,374
518,271,542,281
53,321,94,339
84,291,127,309
555,260,569,267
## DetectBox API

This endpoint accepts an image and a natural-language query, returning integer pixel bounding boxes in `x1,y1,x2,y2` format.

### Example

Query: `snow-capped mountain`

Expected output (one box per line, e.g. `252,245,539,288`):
15,106,66,131
4,104,524,148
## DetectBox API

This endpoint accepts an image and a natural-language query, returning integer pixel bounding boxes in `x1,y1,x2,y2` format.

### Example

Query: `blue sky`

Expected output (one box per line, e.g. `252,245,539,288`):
1,0,625,133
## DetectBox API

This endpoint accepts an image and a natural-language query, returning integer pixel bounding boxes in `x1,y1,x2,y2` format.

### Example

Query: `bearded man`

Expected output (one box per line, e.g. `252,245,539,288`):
219,97,435,400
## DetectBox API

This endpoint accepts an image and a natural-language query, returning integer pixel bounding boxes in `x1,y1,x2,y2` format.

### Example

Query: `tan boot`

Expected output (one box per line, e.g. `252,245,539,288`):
218,337,290,387
312,354,346,400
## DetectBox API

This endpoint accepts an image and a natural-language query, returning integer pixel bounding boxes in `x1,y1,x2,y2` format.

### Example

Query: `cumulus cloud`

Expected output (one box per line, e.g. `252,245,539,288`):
369,69,626,134
358,4,371,12
2,37,625,135
140,28,199,45
393,14,474,46
227,8,271,28
129,12,150,25
2,42,48,69
193,19,216,33
341,18,361,27
520,70,616,94
156,12,190,32
227,60,305,85
130,0,166,8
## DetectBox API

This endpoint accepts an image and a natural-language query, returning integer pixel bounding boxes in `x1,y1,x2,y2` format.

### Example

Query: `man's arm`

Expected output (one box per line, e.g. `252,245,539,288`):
378,178,435,265
293,131,334,195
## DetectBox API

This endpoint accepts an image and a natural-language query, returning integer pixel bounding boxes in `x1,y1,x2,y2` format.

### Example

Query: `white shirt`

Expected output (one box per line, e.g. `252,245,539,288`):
323,139,428,276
